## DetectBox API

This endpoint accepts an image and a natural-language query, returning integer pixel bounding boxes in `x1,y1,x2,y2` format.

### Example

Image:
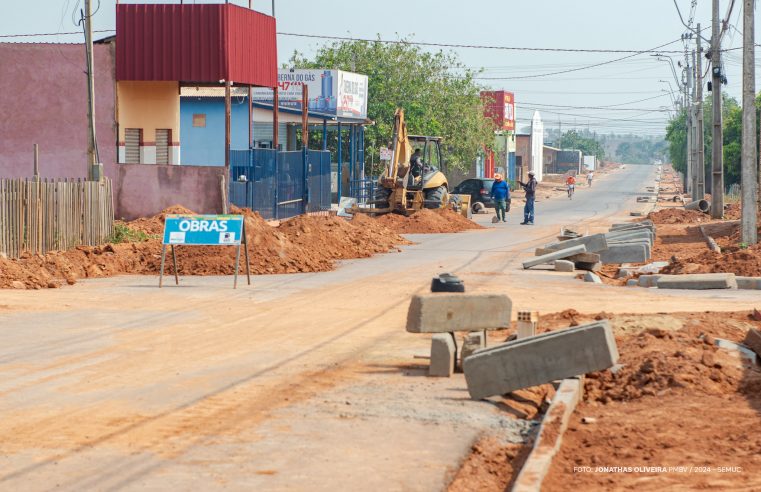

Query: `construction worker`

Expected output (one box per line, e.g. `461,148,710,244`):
490,173,510,223
410,149,424,178
518,171,538,225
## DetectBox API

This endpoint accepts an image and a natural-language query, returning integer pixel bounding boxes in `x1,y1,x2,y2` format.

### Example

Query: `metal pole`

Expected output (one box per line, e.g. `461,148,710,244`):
711,0,724,218
248,85,253,148
273,87,279,150
84,0,99,180
322,120,328,151
742,0,758,243
272,0,276,17
302,84,309,149
695,25,705,201
33,144,39,179
337,122,343,200
225,80,231,168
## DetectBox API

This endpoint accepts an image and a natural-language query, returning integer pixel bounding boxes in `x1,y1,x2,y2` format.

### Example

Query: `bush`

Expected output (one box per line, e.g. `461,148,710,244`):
109,223,151,244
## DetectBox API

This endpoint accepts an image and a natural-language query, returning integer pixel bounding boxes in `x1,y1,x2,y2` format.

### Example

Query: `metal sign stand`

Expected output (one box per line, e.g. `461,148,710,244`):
159,219,251,289
234,221,252,289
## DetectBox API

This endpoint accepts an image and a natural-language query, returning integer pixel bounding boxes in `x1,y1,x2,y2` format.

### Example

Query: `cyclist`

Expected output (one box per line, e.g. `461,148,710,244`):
566,174,576,199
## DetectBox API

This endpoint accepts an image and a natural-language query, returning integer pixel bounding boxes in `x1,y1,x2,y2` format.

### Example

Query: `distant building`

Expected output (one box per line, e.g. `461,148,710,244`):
478,90,516,180
530,111,544,182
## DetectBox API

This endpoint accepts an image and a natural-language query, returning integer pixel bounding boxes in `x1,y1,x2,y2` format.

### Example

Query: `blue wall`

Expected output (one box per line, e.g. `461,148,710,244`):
180,97,252,166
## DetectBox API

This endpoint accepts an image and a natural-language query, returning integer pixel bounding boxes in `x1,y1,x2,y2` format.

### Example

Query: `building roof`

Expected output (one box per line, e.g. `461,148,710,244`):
116,3,276,87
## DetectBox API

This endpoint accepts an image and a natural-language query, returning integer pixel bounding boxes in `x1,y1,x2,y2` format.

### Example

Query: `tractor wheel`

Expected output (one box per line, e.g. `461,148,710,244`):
424,185,447,209
373,187,391,209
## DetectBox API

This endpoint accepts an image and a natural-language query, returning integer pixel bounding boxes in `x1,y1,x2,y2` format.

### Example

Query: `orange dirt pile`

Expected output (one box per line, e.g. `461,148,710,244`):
447,438,528,492
543,310,761,491
0,207,410,289
647,208,709,224
662,244,761,277
375,208,484,234
448,384,554,491
724,202,741,220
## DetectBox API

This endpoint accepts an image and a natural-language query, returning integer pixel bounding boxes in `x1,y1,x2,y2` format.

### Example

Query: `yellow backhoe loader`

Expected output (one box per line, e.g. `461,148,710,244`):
350,108,464,215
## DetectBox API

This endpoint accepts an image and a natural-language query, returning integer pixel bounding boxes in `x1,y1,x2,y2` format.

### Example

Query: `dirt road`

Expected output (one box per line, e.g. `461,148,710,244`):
1,165,758,490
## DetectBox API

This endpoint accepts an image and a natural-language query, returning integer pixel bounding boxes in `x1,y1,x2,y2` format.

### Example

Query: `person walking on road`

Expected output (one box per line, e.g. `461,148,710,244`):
490,173,510,223
518,171,538,225
587,171,594,187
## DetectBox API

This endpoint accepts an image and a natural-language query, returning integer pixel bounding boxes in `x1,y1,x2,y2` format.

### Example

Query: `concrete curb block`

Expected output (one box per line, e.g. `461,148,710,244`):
656,273,738,290
523,245,587,269
511,378,583,492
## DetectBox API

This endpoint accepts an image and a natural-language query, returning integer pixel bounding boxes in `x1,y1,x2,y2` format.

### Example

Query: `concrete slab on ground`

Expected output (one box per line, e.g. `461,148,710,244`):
656,273,738,290
406,293,512,333
463,321,619,400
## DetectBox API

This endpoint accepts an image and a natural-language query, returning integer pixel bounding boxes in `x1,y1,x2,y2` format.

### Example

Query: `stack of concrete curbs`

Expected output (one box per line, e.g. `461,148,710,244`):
527,221,657,272
406,293,512,377
599,221,655,264
463,320,619,400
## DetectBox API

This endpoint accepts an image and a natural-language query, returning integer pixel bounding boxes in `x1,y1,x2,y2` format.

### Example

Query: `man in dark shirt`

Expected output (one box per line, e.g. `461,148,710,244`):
518,171,538,225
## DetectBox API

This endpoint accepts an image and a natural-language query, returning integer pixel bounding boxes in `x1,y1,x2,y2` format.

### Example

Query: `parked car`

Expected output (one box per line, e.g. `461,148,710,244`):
452,178,510,214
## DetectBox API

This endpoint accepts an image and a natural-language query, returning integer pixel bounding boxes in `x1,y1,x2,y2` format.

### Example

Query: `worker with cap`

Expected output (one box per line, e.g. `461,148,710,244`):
518,171,538,225
490,173,510,223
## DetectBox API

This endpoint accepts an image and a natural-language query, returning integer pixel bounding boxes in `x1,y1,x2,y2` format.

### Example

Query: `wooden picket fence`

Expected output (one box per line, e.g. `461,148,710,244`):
0,178,114,259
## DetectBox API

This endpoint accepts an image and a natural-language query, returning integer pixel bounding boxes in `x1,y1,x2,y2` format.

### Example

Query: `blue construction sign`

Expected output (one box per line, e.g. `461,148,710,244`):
162,214,244,246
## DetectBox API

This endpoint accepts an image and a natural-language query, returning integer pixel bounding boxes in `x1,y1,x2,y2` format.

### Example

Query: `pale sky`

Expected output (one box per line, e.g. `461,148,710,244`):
3,0,759,136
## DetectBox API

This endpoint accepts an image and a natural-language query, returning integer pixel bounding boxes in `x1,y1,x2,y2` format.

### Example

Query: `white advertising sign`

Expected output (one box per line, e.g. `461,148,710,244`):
252,69,368,119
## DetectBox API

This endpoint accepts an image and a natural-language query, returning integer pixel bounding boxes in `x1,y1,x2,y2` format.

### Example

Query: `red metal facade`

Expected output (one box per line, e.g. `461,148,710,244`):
481,90,515,131
116,3,277,87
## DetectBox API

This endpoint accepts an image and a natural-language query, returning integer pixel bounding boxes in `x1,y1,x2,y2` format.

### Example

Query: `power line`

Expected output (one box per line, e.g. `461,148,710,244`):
473,38,684,80
517,102,671,112
276,31,688,54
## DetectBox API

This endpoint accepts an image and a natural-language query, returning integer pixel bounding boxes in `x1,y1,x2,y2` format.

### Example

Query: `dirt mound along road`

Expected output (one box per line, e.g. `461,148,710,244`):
375,208,483,234
0,207,413,289
542,310,761,491
647,208,709,224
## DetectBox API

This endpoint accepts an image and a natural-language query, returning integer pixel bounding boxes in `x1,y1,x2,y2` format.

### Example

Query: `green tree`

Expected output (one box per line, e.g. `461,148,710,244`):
557,130,605,161
289,39,494,174
615,139,668,164
665,108,688,176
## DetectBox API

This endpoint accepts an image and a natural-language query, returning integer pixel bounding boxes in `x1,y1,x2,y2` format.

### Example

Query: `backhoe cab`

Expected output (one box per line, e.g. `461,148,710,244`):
351,109,457,215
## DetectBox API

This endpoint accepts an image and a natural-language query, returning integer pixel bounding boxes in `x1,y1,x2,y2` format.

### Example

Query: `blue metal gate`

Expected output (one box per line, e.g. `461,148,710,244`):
229,149,331,220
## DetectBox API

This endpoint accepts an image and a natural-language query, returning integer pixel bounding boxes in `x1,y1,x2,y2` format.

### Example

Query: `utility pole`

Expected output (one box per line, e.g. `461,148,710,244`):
695,24,705,201
684,39,693,196
690,50,698,198
711,0,724,218
742,0,758,243
84,0,100,181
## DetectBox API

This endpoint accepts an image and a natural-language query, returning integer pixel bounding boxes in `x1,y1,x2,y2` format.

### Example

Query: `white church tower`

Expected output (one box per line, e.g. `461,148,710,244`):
530,111,544,182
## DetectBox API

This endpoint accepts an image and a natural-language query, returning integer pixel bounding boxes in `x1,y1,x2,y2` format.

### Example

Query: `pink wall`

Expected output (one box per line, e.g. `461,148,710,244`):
0,43,117,179
114,164,225,220
0,43,227,221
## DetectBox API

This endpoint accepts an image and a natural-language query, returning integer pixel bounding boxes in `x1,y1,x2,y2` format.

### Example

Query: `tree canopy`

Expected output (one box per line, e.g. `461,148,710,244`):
664,93,747,188
557,130,606,161
288,38,494,174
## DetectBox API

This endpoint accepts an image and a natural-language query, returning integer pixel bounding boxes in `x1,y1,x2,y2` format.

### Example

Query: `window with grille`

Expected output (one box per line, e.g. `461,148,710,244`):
156,129,171,165
124,128,141,164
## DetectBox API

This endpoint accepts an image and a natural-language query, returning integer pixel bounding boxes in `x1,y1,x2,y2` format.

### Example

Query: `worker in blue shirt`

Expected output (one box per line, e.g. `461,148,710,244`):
490,173,510,223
